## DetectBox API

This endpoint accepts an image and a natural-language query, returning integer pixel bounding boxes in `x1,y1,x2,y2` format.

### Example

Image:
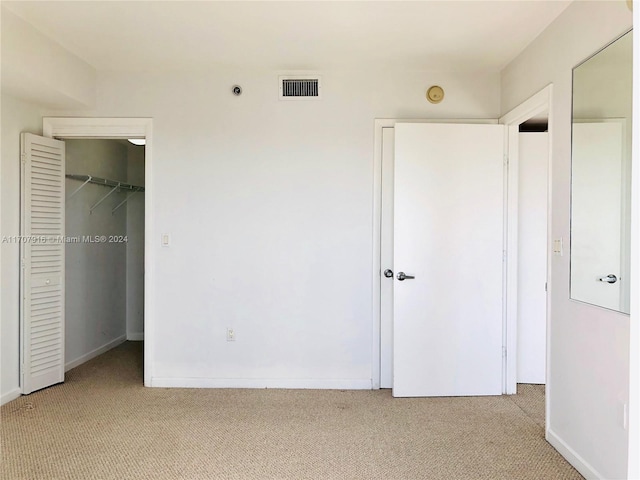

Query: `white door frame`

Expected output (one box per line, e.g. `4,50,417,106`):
42,117,153,387
498,85,554,395
372,117,499,390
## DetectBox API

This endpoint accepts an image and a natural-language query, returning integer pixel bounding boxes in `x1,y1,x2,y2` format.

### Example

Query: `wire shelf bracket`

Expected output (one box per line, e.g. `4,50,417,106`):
112,187,142,215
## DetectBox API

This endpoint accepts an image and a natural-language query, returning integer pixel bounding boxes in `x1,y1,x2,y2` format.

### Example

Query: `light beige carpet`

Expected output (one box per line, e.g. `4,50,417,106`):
1,342,582,480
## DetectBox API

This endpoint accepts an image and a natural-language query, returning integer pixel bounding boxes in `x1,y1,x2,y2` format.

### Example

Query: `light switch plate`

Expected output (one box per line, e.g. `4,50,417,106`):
553,238,563,256
161,233,170,247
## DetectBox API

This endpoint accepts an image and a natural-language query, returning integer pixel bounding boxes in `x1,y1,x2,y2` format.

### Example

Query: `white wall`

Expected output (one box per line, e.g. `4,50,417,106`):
0,94,45,404
0,7,95,109
64,140,128,369
41,68,500,388
501,2,633,478
126,144,144,340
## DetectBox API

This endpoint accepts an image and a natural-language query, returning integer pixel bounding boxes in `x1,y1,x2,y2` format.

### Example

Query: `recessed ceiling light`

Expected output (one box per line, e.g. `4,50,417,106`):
128,138,146,146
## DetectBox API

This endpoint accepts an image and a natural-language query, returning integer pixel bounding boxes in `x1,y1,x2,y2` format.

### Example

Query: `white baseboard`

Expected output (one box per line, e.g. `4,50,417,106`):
1,387,22,406
150,377,373,390
127,332,144,341
546,428,602,479
65,334,127,372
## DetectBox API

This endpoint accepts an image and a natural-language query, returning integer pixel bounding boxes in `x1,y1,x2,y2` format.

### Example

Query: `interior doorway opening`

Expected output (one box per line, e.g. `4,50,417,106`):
19,133,147,394
373,119,506,394
63,139,145,376
516,118,549,386
40,117,153,388
499,86,553,398
373,86,553,400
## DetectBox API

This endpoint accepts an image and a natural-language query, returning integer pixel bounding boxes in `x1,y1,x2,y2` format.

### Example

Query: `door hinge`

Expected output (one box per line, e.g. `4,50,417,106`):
545,282,548,292
502,347,507,359
503,154,509,167
21,153,27,164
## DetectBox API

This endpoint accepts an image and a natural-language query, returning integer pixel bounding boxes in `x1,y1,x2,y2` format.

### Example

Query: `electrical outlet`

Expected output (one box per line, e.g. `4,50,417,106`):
227,328,235,342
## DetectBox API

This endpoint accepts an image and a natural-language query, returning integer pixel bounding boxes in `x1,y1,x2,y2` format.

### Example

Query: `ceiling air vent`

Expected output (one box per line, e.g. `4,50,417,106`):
279,76,322,100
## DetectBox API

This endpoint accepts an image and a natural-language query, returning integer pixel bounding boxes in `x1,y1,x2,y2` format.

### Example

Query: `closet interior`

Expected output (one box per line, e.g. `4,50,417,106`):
64,139,145,373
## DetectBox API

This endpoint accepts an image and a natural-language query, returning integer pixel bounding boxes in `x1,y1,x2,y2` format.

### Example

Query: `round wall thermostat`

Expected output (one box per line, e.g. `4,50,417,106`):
426,85,444,104
232,85,242,96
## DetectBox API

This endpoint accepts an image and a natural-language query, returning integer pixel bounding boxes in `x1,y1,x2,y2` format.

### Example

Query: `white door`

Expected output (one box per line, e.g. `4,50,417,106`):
392,123,504,397
20,133,66,394
517,132,548,384
570,121,624,311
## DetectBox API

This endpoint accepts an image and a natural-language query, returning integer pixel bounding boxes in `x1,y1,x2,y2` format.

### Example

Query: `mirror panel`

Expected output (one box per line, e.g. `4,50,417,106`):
570,30,633,314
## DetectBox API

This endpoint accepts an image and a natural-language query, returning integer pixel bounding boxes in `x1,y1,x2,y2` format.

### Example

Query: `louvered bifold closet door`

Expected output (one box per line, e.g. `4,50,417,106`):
20,133,66,394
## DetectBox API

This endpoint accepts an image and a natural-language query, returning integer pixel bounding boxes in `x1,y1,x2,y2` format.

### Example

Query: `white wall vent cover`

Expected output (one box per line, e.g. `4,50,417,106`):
279,76,322,100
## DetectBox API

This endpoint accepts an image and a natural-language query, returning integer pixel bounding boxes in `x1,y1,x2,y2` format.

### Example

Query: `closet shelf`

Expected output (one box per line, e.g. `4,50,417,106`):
66,174,145,215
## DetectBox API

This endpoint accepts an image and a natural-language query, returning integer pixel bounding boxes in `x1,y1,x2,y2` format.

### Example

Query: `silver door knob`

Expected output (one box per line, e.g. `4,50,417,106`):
397,272,415,281
597,274,618,284
383,269,394,278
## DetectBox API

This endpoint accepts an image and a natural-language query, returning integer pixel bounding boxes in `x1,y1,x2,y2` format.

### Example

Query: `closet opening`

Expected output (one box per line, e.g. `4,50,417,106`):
516,116,549,390
63,138,145,380
499,85,552,430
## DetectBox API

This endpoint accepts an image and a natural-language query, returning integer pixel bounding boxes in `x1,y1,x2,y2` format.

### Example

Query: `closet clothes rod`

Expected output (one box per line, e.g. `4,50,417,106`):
66,174,145,196
66,174,145,215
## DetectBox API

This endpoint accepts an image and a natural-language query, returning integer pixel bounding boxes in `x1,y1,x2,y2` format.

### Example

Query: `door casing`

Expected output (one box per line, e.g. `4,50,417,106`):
42,117,153,387
498,85,553,395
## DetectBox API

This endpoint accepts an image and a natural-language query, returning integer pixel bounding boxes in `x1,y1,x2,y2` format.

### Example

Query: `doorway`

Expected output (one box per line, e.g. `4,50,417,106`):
63,139,145,374
22,117,154,391
516,122,549,385
499,85,553,396
372,86,552,396
19,134,147,393
373,118,505,394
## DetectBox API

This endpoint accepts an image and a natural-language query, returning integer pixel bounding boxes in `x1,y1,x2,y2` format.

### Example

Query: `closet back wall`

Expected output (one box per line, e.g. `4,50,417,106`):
65,139,128,369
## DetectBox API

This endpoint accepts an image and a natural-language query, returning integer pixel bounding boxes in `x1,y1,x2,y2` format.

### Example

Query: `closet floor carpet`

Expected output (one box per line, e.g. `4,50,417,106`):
1,342,582,480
